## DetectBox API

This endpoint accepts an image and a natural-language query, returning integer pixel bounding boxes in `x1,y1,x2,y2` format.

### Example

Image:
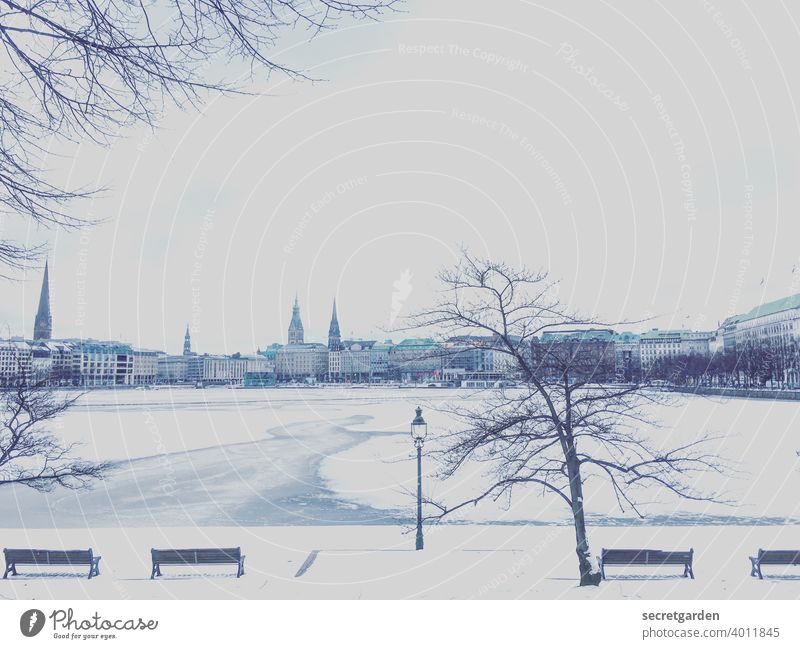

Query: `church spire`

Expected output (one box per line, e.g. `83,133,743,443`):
183,323,192,355
33,260,52,340
328,298,342,350
288,295,304,344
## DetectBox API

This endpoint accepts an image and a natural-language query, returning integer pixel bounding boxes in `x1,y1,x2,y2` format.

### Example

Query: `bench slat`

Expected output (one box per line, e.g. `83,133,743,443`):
4,549,93,564
151,548,241,565
757,550,800,565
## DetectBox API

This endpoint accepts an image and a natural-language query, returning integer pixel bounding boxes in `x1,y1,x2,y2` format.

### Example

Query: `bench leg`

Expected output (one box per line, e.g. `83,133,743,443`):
600,562,606,580
150,563,159,579
2,563,9,579
684,564,694,579
237,558,245,578
92,559,101,578
749,558,758,578
757,563,763,580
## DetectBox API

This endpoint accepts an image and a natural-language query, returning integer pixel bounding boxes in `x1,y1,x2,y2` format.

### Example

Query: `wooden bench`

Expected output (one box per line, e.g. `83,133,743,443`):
600,548,694,579
749,549,800,579
3,548,101,580
150,547,245,578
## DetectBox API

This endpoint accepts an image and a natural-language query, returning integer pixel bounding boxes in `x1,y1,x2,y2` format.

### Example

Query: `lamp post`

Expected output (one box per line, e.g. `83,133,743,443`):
411,405,427,550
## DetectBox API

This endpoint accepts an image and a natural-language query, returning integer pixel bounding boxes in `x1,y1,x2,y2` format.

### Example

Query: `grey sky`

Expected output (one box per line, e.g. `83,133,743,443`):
3,0,799,354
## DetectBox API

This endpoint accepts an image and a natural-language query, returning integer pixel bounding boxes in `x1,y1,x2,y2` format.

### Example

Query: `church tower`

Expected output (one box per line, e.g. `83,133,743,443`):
328,298,342,350
33,260,52,340
288,296,304,344
183,324,192,355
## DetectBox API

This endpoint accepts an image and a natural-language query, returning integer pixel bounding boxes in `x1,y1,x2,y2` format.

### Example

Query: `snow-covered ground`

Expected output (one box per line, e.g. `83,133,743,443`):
0,525,798,599
2,387,799,527
1,387,799,599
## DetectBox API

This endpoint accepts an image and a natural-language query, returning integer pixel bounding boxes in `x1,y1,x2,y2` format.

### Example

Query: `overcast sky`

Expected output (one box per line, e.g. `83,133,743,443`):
3,0,800,354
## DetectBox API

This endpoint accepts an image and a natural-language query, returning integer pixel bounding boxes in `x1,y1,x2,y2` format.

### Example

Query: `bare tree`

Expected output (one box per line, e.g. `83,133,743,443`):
0,382,110,490
0,0,398,269
409,253,727,586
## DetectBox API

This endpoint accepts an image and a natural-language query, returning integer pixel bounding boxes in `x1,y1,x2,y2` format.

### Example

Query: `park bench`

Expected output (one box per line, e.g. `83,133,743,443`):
3,548,101,580
600,548,694,579
150,547,245,578
749,549,800,579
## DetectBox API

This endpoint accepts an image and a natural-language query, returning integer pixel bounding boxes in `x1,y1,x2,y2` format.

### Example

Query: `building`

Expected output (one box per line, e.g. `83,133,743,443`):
275,343,329,382
533,329,616,382
328,299,342,351
328,347,342,380
29,340,76,385
727,294,800,386
612,332,641,382
288,296,304,345
158,354,190,383
339,340,378,382
243,371,276,387
441,336,508,383
717,315,743,354
0,340,32,386
73,340,134,387
188,353,261,385
132,349,161,385
33,260,52,340
388,338,443,382
369,341,392,381
183,324,193,355
639,329,713,372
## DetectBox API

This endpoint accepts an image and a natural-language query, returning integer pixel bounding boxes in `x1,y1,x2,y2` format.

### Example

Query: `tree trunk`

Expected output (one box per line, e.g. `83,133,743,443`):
566,451,602,586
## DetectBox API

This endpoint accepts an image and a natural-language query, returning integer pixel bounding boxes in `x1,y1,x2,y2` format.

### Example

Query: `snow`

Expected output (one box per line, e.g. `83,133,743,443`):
2,387,799,527
0,524,798,599
1,387,799,598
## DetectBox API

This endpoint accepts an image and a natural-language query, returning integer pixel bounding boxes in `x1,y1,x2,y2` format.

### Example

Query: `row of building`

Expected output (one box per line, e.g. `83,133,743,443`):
0,335,274,388
9,261,800,388
531,293,800,387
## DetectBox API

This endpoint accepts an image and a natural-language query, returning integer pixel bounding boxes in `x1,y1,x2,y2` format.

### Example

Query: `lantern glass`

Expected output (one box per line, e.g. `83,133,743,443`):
411,406,427,442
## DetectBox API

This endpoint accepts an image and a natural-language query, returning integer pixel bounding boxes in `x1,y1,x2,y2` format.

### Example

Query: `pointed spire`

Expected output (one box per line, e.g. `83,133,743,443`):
328,298,342,350
183,323,192,355
33,259,52,340
288,295,304,344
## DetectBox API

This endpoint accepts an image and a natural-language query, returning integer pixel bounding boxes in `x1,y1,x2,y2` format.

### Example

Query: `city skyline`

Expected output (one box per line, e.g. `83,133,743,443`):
3,1,800,355
15,259,800,358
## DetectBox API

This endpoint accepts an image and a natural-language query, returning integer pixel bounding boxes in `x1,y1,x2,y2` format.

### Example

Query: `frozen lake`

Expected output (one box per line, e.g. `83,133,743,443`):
2,387,799,527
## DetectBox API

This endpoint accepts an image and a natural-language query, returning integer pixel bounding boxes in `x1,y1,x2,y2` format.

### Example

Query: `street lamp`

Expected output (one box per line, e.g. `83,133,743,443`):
411,405,427,550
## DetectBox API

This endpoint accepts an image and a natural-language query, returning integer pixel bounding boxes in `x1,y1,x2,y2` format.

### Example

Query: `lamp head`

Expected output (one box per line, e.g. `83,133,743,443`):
411,406,427,446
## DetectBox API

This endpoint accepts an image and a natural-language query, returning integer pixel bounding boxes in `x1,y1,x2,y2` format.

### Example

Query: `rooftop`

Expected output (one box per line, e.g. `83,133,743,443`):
735,293,800,324
541,329,615,342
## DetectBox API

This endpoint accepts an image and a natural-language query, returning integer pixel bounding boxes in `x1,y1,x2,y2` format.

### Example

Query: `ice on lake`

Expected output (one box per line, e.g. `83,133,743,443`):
2,387,799,528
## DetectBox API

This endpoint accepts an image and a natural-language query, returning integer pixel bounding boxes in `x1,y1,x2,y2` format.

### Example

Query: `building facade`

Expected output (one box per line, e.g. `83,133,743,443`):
275,344,329,382
728,294,800,386
388,338,443,382
74,341,134,387
612,332,641,382
639,329,713,372
132,349,160,385
0,340,33,386
533,329,616,382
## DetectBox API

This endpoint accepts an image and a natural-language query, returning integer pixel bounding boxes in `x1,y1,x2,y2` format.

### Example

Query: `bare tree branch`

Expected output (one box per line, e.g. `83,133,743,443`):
0,0,400,268
407,251,729,586
0,380,110,491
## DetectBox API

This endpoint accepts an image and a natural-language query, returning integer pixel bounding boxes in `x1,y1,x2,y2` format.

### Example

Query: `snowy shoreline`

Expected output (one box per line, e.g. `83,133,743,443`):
1,525,798,600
